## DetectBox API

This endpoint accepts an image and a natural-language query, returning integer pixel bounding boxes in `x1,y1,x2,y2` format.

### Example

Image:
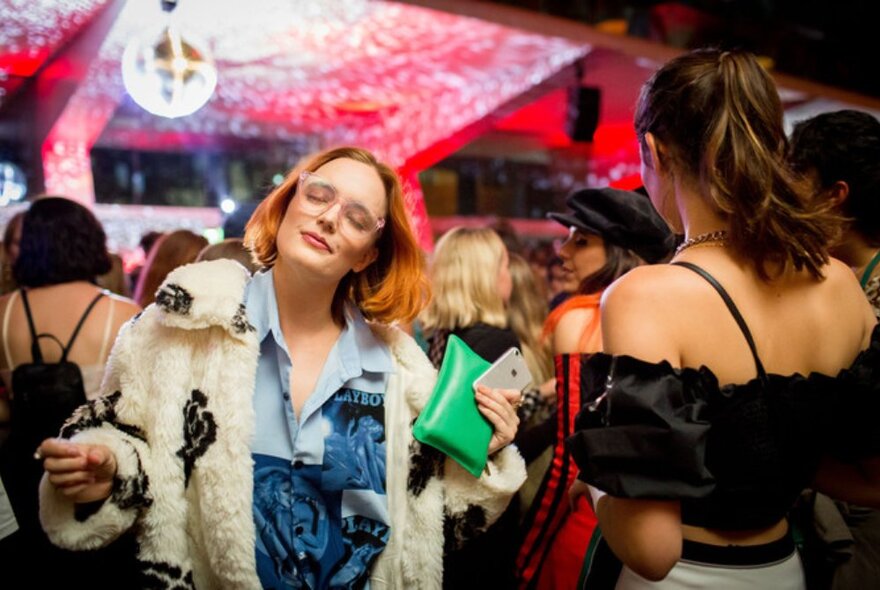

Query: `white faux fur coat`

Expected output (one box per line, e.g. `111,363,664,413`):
39,260,526,589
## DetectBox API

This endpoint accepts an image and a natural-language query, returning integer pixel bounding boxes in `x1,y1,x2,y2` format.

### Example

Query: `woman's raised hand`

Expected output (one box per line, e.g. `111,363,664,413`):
37,438,117,504
475,384,521,455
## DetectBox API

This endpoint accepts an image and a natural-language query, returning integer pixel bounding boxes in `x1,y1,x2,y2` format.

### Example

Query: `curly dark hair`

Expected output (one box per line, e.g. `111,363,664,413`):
13,196,112,287
789,109,880,245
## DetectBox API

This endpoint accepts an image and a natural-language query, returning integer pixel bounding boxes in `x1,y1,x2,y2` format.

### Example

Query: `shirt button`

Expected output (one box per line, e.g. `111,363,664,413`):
293,460,304,469
283,392,290,401
295,526,304,535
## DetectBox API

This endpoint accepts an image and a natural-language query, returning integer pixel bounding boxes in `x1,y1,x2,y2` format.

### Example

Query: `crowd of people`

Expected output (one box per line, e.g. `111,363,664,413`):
0,47,878,589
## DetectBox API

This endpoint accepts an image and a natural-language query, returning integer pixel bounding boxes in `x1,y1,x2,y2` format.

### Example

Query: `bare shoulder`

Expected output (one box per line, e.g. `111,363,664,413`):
821,258,876,342
600,265,693,362
106,293,142,323
824,257,865,290
552,307,598,354
602,264,696,317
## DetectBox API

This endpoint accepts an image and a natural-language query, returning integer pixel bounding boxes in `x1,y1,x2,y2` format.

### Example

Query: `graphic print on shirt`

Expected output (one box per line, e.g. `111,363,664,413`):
253,387,389,590
322,388,386,494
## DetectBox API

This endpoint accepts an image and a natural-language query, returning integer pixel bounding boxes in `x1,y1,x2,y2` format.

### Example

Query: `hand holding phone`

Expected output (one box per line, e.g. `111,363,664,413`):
473,347,531,454
472,347,533,393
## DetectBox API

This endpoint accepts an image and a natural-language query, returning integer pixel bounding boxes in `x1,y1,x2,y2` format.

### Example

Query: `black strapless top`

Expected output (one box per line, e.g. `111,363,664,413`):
565,262,880,530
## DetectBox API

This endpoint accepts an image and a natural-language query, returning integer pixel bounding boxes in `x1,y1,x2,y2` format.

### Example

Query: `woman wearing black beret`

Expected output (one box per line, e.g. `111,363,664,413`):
515,187,673,589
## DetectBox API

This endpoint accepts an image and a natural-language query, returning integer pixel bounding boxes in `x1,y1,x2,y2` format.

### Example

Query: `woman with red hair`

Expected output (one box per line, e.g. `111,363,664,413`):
36,147,526,589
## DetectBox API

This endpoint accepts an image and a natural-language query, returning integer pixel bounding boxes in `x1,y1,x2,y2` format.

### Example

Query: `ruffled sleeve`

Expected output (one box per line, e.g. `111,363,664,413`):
565,353,715,499
829,324,880,461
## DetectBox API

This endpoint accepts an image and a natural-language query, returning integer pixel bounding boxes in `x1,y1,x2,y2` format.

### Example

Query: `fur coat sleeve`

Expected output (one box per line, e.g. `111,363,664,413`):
370,325,527,590
39,259,261,590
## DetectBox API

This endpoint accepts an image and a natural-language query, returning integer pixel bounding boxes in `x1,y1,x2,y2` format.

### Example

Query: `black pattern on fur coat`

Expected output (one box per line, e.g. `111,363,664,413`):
39,260,526,589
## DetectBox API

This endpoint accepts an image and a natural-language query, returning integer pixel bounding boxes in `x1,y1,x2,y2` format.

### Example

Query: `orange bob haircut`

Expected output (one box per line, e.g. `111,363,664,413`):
245,146,429,326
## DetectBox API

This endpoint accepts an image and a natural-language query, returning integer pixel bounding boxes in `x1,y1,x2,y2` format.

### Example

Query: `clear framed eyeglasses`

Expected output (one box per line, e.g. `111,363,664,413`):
295,171,386,239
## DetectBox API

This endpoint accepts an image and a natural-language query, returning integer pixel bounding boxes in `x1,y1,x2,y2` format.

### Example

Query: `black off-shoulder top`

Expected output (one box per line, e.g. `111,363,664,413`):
565,262,880,531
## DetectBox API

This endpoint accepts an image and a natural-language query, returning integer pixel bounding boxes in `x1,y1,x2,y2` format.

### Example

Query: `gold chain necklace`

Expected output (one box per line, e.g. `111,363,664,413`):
674,230,729,256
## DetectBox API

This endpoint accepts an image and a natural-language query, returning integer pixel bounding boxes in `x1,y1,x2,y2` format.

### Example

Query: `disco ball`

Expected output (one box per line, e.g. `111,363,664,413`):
121,24,217,119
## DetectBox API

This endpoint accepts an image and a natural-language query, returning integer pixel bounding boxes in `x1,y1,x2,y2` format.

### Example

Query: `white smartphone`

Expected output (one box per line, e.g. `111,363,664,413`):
472,347,533,392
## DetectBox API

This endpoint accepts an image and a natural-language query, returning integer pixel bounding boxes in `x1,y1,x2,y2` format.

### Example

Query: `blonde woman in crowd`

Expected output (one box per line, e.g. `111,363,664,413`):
421,227,516,364
420,226,522,589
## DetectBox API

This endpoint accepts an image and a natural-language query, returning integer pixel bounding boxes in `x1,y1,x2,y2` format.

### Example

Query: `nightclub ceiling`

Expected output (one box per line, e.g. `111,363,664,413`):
1,0,879,251
2,1,585,193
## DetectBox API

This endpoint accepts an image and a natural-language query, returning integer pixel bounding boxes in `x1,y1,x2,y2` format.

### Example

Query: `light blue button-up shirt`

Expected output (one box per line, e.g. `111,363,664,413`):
245,269,394,589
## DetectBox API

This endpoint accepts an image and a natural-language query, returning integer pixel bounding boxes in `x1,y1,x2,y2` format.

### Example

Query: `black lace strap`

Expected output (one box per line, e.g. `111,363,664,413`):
672,262,768,384
427,329,449,370
63,292,106,362
18,289,105,363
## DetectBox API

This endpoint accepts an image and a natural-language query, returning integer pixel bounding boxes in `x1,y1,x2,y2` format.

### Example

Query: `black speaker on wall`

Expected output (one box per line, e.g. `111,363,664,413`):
568,86,601,142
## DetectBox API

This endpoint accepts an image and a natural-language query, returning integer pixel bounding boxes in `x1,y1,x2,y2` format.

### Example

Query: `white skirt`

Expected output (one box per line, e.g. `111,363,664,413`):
615,535,806,590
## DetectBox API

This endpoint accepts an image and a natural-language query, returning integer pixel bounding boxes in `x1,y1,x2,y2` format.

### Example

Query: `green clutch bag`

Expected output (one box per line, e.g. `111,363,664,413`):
413,335,493,478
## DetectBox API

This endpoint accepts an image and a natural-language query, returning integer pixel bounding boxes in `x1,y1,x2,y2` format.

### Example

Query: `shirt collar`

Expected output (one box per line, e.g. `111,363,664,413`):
340,305,394,376
245,268,283,350
245,268,393,375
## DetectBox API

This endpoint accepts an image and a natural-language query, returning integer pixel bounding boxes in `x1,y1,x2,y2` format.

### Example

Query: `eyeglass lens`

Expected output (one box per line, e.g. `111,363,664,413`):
299,173,382,236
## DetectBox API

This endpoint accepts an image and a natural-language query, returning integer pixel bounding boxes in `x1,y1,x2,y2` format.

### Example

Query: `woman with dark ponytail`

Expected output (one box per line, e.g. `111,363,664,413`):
567,49,880,588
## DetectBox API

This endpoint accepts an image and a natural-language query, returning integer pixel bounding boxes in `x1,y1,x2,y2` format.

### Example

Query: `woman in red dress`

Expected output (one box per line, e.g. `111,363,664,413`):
515,187,674,589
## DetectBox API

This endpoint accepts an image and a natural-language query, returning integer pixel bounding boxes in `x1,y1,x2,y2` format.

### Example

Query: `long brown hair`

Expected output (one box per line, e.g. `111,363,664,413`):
577,240,641,295
245,146,429,325
134,229,208,307
635,48,836,279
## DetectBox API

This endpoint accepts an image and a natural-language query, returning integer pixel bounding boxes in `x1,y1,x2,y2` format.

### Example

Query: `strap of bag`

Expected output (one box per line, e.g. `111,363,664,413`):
19,289,105,363
19,289,44,364
672,261,768,385
63,291,106,362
